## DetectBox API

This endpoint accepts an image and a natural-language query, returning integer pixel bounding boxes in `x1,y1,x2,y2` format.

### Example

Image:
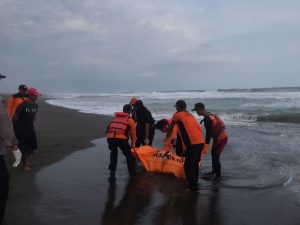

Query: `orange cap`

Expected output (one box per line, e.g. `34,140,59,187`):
129,97,137,105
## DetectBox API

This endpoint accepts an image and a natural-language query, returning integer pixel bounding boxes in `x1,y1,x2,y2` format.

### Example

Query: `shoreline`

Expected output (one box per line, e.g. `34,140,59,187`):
3,96,112,225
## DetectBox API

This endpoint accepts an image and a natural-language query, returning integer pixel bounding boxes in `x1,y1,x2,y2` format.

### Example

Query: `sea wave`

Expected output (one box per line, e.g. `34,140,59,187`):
218,87,300,93
49,89,300,101
257,113,300,124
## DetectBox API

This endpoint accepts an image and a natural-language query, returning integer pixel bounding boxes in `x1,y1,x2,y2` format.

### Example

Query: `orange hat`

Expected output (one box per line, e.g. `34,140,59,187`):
28,87,41,96
129,97,137,105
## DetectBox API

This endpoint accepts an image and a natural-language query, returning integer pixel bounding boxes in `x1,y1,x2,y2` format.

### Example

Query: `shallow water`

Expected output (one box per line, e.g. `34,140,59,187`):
34,125,300,225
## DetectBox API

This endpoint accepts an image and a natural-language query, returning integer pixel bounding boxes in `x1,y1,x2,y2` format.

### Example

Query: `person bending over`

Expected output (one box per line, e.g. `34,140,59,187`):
106,104,137,177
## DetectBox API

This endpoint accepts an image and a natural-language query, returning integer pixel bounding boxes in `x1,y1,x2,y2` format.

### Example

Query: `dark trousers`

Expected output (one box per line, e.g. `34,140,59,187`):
184,144,203,191
135,124,155,147
107,138,136,175
0,156,9,224
211,137,228,177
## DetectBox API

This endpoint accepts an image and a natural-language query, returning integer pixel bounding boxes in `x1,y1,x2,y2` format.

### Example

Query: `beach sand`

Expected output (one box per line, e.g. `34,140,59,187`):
3,97,112,225
2,97,300,225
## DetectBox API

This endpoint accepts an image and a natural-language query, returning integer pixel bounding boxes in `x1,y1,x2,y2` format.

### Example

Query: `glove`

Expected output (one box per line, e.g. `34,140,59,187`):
144,138,149,145
12,149,22,167
202,144,209,156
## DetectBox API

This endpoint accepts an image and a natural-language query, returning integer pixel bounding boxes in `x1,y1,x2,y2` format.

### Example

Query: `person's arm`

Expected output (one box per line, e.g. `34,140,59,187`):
5,96,14,118
128,118,137,148
0,100,18,148
204,116,212,144
166,121,175,138
12,107,21,127
144,123,150,145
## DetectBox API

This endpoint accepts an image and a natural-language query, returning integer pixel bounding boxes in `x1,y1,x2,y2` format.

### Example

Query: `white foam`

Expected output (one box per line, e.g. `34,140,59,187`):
49,90,300,100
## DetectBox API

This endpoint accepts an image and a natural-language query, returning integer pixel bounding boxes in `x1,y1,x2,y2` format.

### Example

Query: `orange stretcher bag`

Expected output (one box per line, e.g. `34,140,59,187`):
132,146,186,179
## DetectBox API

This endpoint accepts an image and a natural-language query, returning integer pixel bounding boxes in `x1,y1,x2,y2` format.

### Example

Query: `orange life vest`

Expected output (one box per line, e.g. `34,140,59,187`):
107,112,130,136
172,111,204,149
206,113,226,138
6,94,28,118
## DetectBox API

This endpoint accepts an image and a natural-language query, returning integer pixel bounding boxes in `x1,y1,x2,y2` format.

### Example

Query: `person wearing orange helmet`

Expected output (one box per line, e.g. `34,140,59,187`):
192,102,228,179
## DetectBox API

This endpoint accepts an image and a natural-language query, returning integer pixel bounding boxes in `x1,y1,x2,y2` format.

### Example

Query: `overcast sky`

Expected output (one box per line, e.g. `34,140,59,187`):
1,0,300,93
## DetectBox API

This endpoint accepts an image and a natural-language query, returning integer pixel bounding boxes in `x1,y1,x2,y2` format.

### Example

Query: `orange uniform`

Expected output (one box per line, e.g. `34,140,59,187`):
6,94,28,118
172,111,204,150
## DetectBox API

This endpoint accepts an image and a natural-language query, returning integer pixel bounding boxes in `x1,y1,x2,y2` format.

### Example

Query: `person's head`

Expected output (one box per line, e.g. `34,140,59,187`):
18,84,28,96
129,97,137,106
155,119,169,132
133,99,143,109
192,102,206,116
123,104,132,114
174,100,186,112
27,88,41,102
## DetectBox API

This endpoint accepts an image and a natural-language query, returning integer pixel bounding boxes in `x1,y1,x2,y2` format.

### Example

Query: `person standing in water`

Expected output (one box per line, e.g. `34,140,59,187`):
192,102,228,179
131,100,155,147
167,100,204,191
106,104,137,177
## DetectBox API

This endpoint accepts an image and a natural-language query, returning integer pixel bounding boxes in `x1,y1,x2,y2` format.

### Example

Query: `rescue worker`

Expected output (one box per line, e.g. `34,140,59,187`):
155,118,177,152
129,97,138,121
6,84,28,118
192,102,228,179
131,100,155,147
106,104,137,177
13,88,41,171
0,78,19,224
166,100,204,191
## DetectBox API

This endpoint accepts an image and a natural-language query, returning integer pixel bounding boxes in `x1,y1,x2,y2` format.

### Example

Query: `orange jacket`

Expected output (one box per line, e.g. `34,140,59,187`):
106,112,137,145
172,111,204,149
6,93,28,118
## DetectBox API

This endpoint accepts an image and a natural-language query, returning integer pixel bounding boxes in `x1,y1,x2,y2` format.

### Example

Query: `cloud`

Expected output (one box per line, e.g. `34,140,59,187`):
1,0,300,92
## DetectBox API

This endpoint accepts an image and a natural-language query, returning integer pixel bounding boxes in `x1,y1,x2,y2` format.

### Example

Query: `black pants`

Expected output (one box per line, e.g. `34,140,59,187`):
135,124,155,147
0,156,9,224
107,138,136,175
211,152,221,177
184,144,203,191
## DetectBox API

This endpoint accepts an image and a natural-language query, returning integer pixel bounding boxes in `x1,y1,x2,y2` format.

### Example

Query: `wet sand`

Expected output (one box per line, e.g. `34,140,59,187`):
3,96,112,225
2,97,300,225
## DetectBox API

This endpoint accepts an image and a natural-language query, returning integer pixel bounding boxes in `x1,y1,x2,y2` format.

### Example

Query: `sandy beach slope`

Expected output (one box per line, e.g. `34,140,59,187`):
3,96,112,225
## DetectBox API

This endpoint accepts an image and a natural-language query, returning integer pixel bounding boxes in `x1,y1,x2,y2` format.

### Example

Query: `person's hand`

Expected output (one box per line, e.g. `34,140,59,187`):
144,138,149,145
10,144,18,151
202,144,210,155
131,143,135,149
11,148,22,167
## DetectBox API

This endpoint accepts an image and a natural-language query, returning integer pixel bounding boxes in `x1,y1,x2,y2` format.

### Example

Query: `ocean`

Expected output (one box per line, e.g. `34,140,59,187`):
37,87,300,225
47,87,300,124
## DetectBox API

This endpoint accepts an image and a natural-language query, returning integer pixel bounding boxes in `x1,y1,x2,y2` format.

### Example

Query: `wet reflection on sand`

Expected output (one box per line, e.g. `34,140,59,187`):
33,135,300,225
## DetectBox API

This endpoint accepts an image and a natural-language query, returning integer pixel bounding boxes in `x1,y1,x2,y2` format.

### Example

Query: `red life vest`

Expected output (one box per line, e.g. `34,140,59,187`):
107,112,130,135
207,113,226,138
